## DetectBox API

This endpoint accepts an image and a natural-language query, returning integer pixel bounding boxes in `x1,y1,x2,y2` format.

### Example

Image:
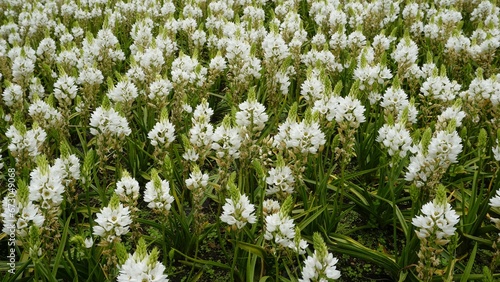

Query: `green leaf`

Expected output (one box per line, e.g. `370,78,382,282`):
326,233,400,278
35,262,57,282
172,248,231,270
232,240,267,259
460,242,478,282
297,205,327,230
52,213,72,276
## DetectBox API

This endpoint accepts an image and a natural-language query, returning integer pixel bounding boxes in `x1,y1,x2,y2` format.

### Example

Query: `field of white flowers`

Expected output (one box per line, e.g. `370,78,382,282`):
1,0,500,281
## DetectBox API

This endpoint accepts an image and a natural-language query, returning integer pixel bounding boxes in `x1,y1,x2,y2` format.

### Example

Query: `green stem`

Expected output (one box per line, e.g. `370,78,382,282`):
275,253,280,282
231,234,240,282
389,161,398,262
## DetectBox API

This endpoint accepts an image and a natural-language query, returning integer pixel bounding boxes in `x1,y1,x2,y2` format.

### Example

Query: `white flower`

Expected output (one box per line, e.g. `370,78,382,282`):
220,194,257,229
117,241,169,282
115,175,140,202
28,99,63,129
437,106,466,129
262,199,280,216
264,212,301,252
144,177,174,212
78,66,104,86
93,203,132,243
493,145,500,162
12,55,35,84
299,251,341,282
183,148,199,162
185,170,209,190
54,74,78,104
51,154,81,188
490,190,500,208
421,74,461,102
89,106,131,137
262,30,290,64
377,123,414,158
412,201,459,242
266,165,295,195
1,198,45,238
300,74,325,102
107,79,139,103
171,53,207,87
235,100,269,131
2,83,23,107
189,100,214,148
327,96,366,128
279,121,326,154
381,86,409,115
6,124,47,160
209,55,226,73
354,63,392,90
427,131,462,165
28,164,65,208
392,37,419,69
84,238,94,248
148,79,173,101
211,124,241,159
148,120,176,147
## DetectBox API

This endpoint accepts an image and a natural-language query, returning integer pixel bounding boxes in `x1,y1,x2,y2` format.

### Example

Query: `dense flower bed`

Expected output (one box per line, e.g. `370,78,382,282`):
1,0,500,281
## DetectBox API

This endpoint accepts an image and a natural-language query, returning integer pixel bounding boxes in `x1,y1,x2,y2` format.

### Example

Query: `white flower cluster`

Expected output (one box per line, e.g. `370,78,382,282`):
264,203,307,254
53,154,81,186
211,119,241,159
1,199,44,238
2,82,24,107
235,99,269,132
299,251,341,282
107,78,139,104
301,71,325,102
81,28,125,66
28,161,65,209
380,85,417,124
421,72,461,102
220,193,257,230
148,78,173,102
406,130,463,187
185,169,209,190
460,72,500,106
171,53,207,88
328,96,366,128
412,201,459,244
93,201,132,243
53,74,78,105
189,100,214,149
28,99,63,129
274,120,326,154
392,36,419,69
377,123,415,158
436,105,466,129
6,124,47,161
89,106,131,138
354,61,392,91
115,174,140,202
77,66,104,86
266,165,295,196
117,241,169,282
144,175,174,213
148,119,176,148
